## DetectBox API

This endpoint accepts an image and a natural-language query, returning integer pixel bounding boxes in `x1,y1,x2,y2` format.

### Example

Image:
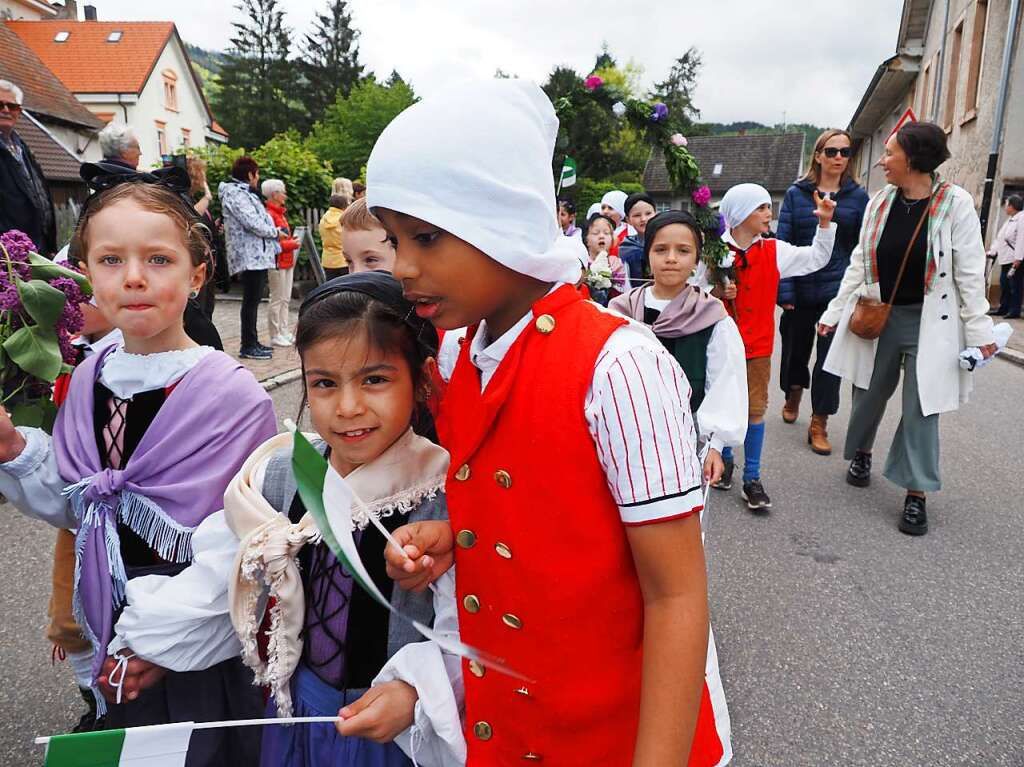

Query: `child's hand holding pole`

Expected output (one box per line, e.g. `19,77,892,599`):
384,521,454,593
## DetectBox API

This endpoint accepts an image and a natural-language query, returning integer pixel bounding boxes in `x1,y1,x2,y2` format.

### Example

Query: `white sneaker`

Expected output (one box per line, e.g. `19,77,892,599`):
271,335,292,347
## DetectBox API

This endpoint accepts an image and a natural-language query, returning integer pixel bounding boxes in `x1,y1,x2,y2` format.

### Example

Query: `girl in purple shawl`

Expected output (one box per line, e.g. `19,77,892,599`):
608,210,748,487
0,176,277,766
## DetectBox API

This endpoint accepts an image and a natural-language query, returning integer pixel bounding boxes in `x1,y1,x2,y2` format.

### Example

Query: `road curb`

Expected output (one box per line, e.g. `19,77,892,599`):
261,368,302,392
998,347,1024,369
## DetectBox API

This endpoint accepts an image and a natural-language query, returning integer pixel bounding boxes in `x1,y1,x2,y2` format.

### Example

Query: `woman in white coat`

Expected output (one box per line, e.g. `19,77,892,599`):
818,122,996,536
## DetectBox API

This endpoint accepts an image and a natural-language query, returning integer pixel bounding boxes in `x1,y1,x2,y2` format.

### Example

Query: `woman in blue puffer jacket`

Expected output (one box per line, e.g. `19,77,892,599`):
777,129,869,455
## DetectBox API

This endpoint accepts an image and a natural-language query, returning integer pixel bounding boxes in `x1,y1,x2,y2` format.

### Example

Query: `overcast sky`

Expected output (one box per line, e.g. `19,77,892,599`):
89,0,904,127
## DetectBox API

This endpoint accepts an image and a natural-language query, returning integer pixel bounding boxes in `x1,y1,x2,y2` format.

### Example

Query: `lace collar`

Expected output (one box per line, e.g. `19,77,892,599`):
99,345,216,400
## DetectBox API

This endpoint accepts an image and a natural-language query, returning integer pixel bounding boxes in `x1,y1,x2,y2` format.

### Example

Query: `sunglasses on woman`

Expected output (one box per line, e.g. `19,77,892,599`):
822,147,851,158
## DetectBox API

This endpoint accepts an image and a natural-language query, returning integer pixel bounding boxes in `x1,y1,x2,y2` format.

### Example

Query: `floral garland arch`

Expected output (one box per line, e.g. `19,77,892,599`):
554,75,731,275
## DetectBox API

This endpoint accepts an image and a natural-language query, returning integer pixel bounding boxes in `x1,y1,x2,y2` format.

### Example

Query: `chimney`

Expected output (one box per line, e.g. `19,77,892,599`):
53,0,80,19
84,4,98,20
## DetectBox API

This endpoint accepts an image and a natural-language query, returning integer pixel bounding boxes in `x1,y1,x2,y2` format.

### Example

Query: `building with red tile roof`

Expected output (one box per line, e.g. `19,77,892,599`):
7,17,228,169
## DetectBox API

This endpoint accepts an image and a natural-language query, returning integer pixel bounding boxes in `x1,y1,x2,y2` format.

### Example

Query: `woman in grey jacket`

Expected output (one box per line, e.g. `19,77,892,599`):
219,156,281,359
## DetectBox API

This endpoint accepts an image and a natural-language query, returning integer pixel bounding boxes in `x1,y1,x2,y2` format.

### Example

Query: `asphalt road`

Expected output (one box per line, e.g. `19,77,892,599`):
1,359,1020,766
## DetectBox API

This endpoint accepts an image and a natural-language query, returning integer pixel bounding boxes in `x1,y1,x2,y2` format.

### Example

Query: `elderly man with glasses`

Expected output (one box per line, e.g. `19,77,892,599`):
0,79,56,255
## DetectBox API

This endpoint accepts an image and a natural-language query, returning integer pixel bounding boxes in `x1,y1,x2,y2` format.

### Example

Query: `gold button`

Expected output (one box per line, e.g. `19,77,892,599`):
473,721,493,741
502,613,522,629
514,686,531,696
494,542,512,559
494,470,512,489
463,594,481,613
523,753,543,761
535,314,556,334
469,660,486,678
455,464,471,481
456,530,477,549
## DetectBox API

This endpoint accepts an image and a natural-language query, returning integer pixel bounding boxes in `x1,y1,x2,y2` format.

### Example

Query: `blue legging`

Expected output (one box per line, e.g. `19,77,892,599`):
722,421,766,483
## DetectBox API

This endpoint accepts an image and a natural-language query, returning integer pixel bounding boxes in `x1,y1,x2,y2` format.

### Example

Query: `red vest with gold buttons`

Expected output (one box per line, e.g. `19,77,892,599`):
729,237,780,359
438,285,725,766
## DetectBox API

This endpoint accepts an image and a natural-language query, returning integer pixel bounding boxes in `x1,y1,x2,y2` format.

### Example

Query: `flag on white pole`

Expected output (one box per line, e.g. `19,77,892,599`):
43,722,194,767
559,156,577,188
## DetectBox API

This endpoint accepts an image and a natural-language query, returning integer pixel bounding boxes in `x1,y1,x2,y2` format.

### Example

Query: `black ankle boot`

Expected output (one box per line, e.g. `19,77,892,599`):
846,451,872,487
899,495,928,536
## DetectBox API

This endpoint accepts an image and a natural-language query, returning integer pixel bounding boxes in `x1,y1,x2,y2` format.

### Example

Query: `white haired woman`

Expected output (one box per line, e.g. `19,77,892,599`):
97,122,141,170
262,178,300,346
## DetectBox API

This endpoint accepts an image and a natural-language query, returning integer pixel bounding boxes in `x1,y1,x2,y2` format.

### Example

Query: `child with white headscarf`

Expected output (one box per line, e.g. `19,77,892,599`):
710,182,837,512
600,188,635,255
368,78,732,767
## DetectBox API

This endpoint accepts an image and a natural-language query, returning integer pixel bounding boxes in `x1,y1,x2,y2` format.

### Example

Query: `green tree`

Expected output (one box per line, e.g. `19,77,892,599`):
299,0,364,126
197,131,333,227
217,0,304,149
307,78,417,178
651,48,703,132
543,54,648,183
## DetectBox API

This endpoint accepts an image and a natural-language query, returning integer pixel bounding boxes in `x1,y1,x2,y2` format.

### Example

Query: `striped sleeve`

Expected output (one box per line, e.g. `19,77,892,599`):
586,324,704,525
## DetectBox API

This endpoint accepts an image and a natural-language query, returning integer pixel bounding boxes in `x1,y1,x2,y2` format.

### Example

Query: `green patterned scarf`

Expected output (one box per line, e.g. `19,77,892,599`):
861,178,955,294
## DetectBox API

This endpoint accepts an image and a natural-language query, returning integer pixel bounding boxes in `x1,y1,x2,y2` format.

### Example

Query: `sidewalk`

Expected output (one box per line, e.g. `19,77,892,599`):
998,314,1024,369
212,292,302,391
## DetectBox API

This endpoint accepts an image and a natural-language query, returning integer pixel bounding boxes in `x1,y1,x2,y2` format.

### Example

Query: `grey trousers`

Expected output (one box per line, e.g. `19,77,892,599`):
844,304,941,492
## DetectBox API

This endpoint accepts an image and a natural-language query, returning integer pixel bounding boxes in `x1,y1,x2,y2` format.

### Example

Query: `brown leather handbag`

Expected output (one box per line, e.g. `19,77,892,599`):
849,197,931,340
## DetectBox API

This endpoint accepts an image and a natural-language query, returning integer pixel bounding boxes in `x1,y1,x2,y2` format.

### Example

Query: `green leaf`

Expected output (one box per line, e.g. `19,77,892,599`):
15,279,66,328
3,325,63,382
40,398,58,434
27,253,93,296
10,402,44,428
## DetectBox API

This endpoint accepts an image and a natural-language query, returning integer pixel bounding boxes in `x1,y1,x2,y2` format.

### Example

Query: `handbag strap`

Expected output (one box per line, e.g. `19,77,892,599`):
886,194,932,306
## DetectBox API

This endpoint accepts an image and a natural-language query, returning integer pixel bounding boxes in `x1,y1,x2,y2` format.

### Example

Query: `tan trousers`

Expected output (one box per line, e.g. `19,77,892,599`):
267,266,295,340
47,528,90,653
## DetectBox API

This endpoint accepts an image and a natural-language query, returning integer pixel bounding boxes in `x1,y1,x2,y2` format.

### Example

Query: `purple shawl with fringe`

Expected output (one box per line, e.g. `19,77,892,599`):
53,346,277,688
609,284,728,338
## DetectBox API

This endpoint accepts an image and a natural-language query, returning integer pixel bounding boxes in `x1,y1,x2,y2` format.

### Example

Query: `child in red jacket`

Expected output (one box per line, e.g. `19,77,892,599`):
711,183,836,511
367,79,730,767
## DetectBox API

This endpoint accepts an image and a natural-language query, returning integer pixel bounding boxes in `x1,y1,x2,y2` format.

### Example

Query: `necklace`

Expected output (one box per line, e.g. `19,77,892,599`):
897,192,927,214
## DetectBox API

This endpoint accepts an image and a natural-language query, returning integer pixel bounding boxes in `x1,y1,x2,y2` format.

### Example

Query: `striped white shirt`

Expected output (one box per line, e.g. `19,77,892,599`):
447,301,704,526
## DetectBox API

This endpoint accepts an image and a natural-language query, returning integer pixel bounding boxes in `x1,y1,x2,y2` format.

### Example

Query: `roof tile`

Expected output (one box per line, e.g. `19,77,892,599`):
0,23,102,128
17,112,85,181
644,133,806,195
6,20,174,94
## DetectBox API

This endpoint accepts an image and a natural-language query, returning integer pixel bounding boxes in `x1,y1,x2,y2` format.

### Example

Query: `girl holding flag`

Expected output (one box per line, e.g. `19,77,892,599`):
221,271,464,767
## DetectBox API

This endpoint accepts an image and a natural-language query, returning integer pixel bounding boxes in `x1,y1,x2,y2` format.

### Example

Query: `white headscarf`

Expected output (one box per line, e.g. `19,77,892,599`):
366,79,585,284
719,183,772,230
601,190,627,218
586,202,602,219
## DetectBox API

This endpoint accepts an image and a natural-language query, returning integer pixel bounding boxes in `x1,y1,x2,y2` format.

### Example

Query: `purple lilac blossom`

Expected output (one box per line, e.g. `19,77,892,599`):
49,277,86,335
651,102,669,122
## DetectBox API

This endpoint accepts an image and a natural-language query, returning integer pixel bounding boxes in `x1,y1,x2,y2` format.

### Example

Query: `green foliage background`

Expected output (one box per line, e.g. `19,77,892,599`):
307,78,417,179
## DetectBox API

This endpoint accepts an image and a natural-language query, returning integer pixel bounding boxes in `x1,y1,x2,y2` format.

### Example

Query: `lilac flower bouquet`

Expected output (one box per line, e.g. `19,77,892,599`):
0,229,91,431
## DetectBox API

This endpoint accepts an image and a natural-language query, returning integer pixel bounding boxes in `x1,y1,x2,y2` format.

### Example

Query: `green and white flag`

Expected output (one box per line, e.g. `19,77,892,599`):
559,156,577,188
288,424,525,681
43,722,193,767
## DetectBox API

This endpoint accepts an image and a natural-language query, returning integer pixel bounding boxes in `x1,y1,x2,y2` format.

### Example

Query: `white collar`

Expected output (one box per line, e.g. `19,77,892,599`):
722,230,763,251
72,328,124,357
468,284,561,390
99,345,215,399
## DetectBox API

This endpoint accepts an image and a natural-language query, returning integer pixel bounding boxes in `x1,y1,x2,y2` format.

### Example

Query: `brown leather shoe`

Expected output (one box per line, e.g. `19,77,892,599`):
807,414,832,455
782,387,802,423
